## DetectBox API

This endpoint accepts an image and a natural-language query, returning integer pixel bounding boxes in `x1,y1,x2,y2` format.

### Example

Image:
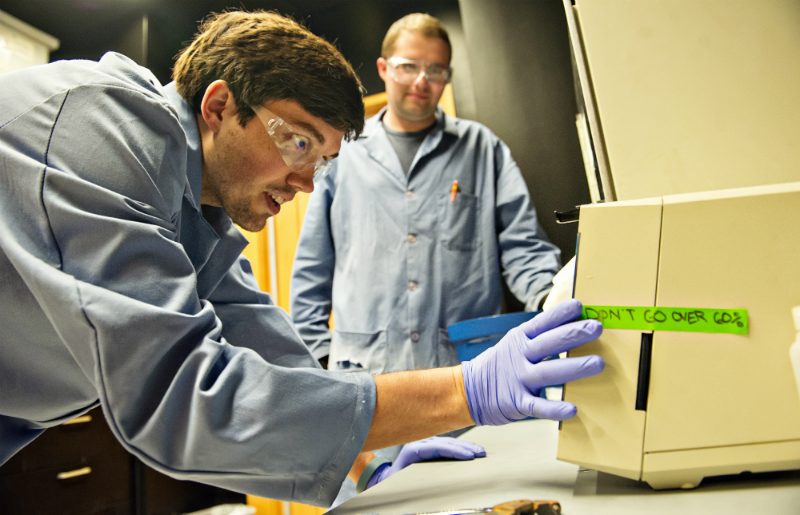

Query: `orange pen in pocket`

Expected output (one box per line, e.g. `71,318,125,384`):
450,180,458,202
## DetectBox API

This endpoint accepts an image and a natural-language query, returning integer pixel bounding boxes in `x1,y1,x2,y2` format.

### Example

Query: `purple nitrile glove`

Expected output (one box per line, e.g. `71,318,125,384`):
461,298,605,425
366,437,486,489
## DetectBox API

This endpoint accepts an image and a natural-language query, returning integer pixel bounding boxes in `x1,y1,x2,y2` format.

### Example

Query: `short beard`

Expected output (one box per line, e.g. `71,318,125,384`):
395,100,437,123
222,184,297,233
207,176,268,232
226,198,268,232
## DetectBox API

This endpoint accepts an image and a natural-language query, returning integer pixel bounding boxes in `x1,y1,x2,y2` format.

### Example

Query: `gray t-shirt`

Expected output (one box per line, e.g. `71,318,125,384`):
382,120,435,175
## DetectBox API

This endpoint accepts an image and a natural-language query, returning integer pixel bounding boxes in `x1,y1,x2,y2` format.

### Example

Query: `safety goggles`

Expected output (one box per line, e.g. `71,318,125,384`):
386,57,452,85
250,105,334,183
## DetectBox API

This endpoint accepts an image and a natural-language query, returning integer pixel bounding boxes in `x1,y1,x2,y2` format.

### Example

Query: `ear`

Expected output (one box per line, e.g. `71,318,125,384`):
200,80,234,134
377,57,389,82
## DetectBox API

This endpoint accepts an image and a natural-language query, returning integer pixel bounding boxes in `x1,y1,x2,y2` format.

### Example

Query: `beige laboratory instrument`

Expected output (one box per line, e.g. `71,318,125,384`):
556,0,800,489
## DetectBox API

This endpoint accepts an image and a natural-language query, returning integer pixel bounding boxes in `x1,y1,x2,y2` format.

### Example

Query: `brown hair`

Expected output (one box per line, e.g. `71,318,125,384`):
173,10,365,140
381,13,452,61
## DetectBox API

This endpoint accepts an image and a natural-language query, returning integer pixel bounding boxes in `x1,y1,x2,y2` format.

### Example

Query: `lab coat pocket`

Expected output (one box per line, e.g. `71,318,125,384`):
440,192,480,251
330,329,387,373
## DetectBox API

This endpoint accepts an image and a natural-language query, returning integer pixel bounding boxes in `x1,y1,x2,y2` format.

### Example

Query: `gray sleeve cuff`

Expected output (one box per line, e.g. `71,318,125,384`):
355,456,392,493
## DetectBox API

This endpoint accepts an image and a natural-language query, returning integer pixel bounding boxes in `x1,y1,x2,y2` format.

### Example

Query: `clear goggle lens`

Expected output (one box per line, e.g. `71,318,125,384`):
387,57,452,85
252,106,334,183
311,156,334,183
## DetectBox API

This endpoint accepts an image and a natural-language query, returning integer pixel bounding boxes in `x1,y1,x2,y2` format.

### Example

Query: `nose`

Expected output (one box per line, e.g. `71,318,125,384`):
287,169,314,194
412,70,430,87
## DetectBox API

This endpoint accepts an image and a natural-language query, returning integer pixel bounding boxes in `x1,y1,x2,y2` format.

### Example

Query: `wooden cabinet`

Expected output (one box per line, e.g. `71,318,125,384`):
0,408,244,515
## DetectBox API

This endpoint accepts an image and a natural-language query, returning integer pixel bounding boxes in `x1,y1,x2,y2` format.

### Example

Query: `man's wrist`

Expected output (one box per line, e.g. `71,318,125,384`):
452,365,474,426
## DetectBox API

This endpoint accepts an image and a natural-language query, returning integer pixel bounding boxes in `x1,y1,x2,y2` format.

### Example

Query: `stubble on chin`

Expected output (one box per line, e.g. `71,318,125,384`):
219,191,269,232
227,203,269,232
398,97,436,122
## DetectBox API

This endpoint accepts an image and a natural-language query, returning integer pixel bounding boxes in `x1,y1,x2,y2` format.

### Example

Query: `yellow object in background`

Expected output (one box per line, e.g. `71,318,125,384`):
246,496,326,515
364,83,455,119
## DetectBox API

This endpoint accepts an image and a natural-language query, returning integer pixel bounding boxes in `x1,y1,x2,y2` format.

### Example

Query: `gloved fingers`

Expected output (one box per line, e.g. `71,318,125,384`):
520,355,605,390
397,438,486,467
420,440,486,461
413,438,486,461
522,319,602,363
417,437,484,453
520,298,584,339
435,439,486,459
453,439,487,457
402,436,456,453
519,397,579,421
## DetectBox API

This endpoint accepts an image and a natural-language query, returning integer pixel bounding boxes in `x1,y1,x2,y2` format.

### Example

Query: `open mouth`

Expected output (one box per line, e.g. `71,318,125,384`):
264,191,287,214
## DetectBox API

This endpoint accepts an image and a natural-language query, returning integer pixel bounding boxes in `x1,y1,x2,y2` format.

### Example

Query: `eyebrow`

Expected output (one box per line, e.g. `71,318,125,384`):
289,119,325,145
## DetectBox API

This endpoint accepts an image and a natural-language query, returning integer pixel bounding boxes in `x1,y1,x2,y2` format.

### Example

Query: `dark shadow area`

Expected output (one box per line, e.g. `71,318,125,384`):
573,467,800,497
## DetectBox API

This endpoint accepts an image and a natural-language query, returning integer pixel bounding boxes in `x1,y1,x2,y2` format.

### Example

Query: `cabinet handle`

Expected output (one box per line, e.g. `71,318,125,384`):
57,467,92,480
63,415,92,425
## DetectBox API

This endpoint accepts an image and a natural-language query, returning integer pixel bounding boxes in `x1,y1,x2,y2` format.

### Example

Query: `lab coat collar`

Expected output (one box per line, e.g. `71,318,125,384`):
162,82,203,210
361,106,456,183
161,81,249,296
411,107,457,177
360,105,455,138
360,109,405,182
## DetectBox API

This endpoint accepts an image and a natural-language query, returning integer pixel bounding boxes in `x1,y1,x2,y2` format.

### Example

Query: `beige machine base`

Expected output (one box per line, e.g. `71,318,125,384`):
642,439,800,490
561,439,800,490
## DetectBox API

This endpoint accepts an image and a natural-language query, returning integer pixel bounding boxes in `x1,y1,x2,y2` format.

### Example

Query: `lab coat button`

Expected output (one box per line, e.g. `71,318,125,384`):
408,281,418,291
407,233,417,243
410,331,420,342
406,190,415,199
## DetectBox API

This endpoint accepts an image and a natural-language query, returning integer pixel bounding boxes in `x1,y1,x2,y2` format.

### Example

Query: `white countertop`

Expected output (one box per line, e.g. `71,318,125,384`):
331,419,800,515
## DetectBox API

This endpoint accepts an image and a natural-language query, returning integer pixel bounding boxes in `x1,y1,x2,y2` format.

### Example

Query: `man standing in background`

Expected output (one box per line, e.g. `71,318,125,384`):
291,13,561,375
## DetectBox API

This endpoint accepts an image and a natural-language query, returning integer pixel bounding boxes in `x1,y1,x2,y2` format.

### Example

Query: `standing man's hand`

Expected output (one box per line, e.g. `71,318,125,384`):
542,256,576,312
461,299,604,425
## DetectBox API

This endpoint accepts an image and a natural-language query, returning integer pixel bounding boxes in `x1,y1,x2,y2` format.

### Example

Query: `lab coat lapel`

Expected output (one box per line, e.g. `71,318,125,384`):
361,109,407,184
196,205,250,297
178,193,249,300
407,109,447,180
179,192,218,277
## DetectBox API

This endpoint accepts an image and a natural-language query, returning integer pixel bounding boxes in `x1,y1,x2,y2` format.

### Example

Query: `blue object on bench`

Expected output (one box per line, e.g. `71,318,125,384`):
448,311,541,362
448,311,564,413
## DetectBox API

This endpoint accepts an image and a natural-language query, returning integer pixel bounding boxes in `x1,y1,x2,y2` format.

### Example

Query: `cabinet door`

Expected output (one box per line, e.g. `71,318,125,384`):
0,454,131,515
558,198,662,480
0,408,132,515
644,184,800,452
0,408,245,515
575,0,800,201
0,410,125,478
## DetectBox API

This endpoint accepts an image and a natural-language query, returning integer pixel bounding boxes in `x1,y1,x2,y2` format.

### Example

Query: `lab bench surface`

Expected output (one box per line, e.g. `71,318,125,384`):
330,419,800,515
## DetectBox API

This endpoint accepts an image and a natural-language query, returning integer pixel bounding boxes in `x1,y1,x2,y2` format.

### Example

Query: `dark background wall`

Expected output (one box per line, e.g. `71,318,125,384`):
458,0,590,267
0,0,465,97
2,0,589,307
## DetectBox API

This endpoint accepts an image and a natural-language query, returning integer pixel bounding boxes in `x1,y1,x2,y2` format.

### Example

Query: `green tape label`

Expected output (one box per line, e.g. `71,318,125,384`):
580,306,748,334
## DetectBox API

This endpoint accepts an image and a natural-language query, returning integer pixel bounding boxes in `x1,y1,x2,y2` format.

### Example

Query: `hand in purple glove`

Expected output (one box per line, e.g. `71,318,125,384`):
462,298,604,425
366,437,486,489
